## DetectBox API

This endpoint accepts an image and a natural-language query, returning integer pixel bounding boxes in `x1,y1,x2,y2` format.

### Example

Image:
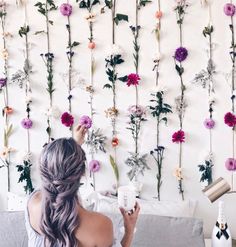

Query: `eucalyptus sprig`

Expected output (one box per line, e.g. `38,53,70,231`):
149,91,172,200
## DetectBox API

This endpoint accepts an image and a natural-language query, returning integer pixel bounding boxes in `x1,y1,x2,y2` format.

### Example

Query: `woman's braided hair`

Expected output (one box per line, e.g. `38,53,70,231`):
39,138,86,247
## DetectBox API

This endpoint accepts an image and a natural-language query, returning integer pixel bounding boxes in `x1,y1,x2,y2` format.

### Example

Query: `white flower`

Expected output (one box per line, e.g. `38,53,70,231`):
208,94,215,104
150,84,167,93
16,150,32,164
152,51,162,62
107,44,123,56
44,106,61,119
25,93,32,104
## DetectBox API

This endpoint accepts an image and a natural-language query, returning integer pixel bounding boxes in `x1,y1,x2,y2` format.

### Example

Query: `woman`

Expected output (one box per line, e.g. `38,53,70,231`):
25,124,140,247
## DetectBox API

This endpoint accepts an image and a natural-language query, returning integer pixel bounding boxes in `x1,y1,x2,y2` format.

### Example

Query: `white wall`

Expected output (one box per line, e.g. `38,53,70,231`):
1,0,236,238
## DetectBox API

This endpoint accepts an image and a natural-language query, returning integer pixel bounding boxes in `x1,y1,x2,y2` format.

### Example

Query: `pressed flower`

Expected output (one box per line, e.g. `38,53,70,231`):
225,158,236,171
21,118,33,129
79,115,92,129
155,10,163,19
172,130,185,143
45,106,61,119
89,160,101,172
105,107,119,119
204,118,215,129
60,3,72,16
174,47,188,62
86,85,94,93
4,106,13,115
112,137,119,147
224,112,236,127
0,78,7,88
173,167,183,181
85,13,96,22
1,48,8,60
61,112,74,127
224,3,236,17
107,44,123,56
128,105,146,117
88,42,96,49
0,146,13,159
127,73,140,87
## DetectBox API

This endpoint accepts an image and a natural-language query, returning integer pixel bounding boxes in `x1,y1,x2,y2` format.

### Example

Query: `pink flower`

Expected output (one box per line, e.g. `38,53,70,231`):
60,3,72,16
127,73,140,87
89,160,101,173
128,105,146,117
79,115,92,129
172,130,185,143
225,158,236,171
224,112,236,127
21,118,33,129
61,112,74,127
224,3,236,16
204,118,215,129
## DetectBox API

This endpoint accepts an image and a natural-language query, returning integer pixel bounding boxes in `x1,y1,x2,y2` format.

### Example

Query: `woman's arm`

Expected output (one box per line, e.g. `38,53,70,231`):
120,203,140,247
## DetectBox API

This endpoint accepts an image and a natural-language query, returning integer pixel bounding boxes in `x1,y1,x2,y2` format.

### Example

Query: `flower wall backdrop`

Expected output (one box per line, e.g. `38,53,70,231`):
1,0,236,238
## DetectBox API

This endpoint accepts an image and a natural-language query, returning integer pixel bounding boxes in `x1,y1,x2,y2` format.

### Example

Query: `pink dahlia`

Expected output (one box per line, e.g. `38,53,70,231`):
224,112,236,127
172,130,185,143
224,3,236,16
127,73,140,87
21,118,33,129
61,112,74,127
79,115,92,129
60,3,72,16
89,160,101,173
225,158,236,171
204,118,215,129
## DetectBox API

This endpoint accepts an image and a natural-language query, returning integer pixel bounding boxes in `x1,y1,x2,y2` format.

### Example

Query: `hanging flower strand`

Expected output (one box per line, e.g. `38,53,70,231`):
192,0,215,186
11,1,34,194
60,2,79,131
102,0,128,191
78,0,107,191
172,0,189,200
0,1,13,192
35,0,57,144
223,2,236,189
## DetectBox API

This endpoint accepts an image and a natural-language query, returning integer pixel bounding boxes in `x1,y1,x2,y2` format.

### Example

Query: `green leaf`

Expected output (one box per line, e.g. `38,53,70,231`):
139,0,152,7
92,0,100,5
103,84,112,89
114,14,129,25
109,155,119,182
71,41,80,47
118,75,127,82
34,30,46,35
105,0,112,8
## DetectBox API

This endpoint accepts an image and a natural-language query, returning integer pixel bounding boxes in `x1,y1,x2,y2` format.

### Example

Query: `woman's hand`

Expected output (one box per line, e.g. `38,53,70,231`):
74,124,87,146
120,202,140,247
120,202,140,234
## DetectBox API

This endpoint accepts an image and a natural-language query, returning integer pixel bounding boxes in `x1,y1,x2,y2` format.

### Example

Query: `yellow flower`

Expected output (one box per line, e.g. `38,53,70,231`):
2,48,9,60
173,167,183,181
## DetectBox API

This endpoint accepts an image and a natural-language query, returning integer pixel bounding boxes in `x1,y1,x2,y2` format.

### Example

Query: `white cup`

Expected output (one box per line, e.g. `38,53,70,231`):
118,186,136,211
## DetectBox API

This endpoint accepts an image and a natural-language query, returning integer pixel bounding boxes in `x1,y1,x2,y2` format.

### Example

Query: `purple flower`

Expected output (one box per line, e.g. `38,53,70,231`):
21,118,33,129
0,78,7,88
127,73,140,87
89,160,101,173
224,112,236,127
79,115,92,129
224,3,236,16
174,47,188,62
225,158,236,171
61,112,74,127
204,118,215,129
128,105,146,117
172,130,185,143
60,3,72,16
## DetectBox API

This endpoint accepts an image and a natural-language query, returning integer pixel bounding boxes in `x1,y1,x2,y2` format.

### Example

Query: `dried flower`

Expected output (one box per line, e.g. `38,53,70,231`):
204,118,215,129
224,3,236,17
60,3,72,16
127,73,140,87
105,107,119,119
0,78,6,88
128,105,146,117
44,106,61,119
173,167,183,181
1,48,8,60
86,128,106,153
16,150,32,164
61,112,74,127
79,115,92,129
89,160,101,173
107,44,123,56
88,42,96,49
225,158,236,171
21,118,33,129
86,85,94,93
4,106,13,115
85,13,96,22
174,47,188,62
224,112,236,127
112,137,119,147
172,130,185,143
0,146,13,160
155,10,163,19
